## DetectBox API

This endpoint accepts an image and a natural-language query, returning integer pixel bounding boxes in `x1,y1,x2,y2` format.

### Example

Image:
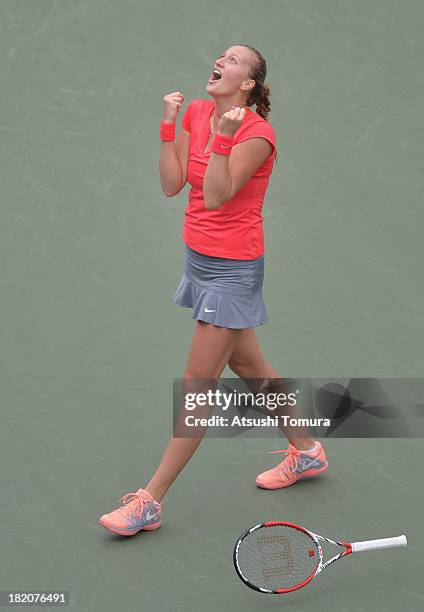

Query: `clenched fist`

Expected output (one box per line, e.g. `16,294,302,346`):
163,91,185,123
217,106,246,137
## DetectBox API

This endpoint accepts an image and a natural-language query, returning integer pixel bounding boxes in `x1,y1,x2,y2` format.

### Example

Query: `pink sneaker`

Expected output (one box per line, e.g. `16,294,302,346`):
256,441,328,489
99,487,161,536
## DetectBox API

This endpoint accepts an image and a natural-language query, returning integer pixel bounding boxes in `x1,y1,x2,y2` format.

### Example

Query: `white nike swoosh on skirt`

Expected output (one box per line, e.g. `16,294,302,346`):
204,307,216,312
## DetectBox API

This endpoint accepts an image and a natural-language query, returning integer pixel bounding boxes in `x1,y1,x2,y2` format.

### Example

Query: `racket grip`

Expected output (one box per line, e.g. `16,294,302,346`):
351,535,407,553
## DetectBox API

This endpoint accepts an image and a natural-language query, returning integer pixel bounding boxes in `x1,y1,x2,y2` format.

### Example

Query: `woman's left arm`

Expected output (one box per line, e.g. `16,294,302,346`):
203,137,273,210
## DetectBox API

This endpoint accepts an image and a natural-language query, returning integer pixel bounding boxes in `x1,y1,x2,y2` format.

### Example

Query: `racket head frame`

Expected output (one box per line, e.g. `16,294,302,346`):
233,521,352,594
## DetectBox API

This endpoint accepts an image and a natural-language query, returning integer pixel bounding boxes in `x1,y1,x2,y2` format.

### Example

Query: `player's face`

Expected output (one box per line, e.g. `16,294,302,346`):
206,46,255,96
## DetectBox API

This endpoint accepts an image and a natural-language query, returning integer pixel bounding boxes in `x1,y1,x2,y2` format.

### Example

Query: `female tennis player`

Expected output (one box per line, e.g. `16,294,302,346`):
99,45,328,536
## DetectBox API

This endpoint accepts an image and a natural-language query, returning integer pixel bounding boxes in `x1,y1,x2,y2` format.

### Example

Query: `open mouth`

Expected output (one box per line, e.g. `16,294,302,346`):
208,68,222,83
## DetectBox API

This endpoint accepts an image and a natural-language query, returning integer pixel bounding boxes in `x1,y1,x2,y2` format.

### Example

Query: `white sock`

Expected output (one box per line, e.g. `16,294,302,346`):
303,442,317,453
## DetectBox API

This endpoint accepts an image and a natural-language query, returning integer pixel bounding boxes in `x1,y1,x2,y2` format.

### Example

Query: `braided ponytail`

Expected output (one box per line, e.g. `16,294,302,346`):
251,82,271,121
241,44,278,163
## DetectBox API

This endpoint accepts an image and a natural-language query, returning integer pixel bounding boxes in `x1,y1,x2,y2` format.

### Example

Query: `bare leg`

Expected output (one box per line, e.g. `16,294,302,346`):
145,321,242,501
227,329,315,451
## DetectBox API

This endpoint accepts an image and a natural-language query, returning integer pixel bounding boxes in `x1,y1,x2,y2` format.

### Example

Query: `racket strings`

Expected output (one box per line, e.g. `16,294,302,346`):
236,525,320,591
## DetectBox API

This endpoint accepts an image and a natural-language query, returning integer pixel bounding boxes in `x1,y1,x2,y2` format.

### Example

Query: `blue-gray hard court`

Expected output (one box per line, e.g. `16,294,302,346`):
1,1,423,611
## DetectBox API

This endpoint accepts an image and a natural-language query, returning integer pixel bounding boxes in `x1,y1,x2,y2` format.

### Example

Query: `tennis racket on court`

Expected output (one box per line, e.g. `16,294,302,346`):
233,521,407,594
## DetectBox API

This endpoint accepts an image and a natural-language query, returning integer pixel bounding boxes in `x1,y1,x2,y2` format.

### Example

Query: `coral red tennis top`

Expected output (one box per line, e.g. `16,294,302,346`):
180,99,277,260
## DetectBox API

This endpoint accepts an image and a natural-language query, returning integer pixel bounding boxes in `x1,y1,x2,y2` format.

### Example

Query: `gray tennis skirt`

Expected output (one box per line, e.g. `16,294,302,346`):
172,244,269,329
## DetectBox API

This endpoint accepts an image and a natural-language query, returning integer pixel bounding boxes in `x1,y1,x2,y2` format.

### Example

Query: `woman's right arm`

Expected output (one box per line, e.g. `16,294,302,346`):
159,130,189,197
159,92,190,197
